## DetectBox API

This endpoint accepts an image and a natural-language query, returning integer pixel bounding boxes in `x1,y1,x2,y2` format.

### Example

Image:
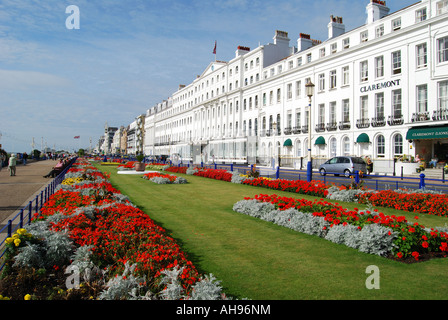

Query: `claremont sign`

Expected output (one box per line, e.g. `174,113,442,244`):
360,79,401,93
406,126,448,140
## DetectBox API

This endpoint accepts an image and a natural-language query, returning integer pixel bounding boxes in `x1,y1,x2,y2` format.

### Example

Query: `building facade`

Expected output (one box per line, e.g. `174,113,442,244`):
142,0,448,174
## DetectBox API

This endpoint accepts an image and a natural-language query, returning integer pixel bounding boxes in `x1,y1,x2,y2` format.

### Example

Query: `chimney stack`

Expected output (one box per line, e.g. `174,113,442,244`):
328,15,345,39
366,0,390,24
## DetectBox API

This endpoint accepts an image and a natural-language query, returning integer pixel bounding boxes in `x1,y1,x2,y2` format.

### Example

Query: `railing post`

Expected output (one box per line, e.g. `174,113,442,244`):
419,173,426,189
355,171,360,184
20,209,24,228
276,166,280,179
7,220,12,238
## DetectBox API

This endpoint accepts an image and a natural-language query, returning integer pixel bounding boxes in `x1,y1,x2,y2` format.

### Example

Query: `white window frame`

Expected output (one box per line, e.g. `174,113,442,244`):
417,84,428,113
416,43,427,68
392,18,401,31
392,89,402,118
415,8,427,22
361,30,368,42
329,70,337,89
437,36,448,63
342,66,350,86
376,24,384,38
360,61,368,82
375,56,384,78
318,73,325,91
437,0,448,15
392,51,402,75
438,81,448,110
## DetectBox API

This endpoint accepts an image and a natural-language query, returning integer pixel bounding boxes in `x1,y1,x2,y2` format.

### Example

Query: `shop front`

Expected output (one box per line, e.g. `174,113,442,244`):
406,125,448,166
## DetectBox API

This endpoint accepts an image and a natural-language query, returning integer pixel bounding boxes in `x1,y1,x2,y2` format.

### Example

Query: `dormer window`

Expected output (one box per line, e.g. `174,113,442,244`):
361,30,368,42
415,8,427,22
376,24,384,38
392,18,401,31
343,38,350,49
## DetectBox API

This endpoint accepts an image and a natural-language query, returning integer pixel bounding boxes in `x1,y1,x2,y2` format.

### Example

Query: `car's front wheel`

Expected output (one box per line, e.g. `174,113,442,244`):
320,168,326,176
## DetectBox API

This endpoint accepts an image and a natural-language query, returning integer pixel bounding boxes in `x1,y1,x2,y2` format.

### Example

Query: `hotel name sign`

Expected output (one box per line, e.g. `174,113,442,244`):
360,79,401,93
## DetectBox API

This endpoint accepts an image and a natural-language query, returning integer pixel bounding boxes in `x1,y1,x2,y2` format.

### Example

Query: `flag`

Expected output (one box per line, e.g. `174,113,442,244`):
213,41,217,55
74,136,80,139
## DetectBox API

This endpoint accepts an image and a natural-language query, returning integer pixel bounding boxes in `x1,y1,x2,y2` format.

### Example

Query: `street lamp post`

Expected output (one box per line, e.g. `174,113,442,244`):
305,81,315,182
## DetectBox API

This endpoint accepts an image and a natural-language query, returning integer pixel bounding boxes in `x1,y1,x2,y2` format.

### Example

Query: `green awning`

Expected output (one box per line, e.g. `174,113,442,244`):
283,139,292,147
406,126,448,140
356,133,370,143
315,136,326,145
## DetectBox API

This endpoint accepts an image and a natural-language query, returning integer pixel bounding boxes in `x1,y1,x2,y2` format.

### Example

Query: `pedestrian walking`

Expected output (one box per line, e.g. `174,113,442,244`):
23,152,28,165
0,153,5,171
8,153,17,176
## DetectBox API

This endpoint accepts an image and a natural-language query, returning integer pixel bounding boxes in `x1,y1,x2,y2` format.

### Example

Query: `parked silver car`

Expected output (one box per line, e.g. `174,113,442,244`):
319,156,367,177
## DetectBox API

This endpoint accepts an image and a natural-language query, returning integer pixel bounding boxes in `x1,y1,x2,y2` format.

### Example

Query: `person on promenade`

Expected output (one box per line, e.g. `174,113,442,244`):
0,153,5,171
43,159,65,178
23,152,28,165
8,154,17,176
366,157,373,175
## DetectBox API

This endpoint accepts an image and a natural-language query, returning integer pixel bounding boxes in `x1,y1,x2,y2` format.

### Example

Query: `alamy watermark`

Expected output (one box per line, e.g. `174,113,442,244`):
66,5,80,30
365,265,380,290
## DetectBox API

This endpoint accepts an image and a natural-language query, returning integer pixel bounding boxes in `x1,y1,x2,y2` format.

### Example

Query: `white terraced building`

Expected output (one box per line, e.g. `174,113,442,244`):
143,0,448,174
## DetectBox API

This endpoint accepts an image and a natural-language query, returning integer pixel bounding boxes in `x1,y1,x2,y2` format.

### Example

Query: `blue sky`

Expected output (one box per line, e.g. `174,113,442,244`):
0,0,417,153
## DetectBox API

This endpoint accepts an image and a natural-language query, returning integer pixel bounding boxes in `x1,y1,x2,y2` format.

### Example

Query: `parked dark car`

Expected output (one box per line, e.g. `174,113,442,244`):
319,156,367,177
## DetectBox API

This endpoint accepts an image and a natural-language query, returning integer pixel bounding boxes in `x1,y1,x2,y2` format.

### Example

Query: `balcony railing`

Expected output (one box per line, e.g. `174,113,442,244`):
292,126,302,134
315,123,326,132
356,118,370,129
411,112,430,123
284,127,292,135
326,122,337,131
338,121,350,130
371,116,386,127
301,125,309,133
387,115,404,126
433,108,448,121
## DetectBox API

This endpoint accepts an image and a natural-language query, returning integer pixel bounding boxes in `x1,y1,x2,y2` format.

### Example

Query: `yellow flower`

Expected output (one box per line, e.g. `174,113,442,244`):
14,238,21,247
24,294,31,300
17,228,27,235
5,237,13,244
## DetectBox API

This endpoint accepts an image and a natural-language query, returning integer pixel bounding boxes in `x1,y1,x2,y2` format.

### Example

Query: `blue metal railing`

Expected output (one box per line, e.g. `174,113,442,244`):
163,161,448,194
0,157,77,271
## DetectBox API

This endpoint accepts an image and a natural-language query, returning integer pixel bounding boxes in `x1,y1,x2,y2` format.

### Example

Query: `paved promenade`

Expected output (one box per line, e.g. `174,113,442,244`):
0,159,58,229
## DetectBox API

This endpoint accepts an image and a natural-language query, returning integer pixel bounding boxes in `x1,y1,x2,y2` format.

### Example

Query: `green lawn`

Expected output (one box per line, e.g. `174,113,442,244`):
97,165,448,300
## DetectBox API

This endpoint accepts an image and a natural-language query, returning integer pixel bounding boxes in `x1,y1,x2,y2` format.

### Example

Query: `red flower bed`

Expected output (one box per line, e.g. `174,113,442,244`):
193,168,233,182
49,203,198,289
143,172,177,182
357,190,448,217
35,160,200,294
247,193,448,261
243,178,329,198
165,166,187,174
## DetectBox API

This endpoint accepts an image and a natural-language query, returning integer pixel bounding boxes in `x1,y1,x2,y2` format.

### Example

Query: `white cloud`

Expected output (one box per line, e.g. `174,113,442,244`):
0,69,72,89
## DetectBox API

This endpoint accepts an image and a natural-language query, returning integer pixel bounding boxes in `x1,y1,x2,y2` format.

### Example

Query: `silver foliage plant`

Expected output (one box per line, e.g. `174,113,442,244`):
98,264,231,300
233,199,396,257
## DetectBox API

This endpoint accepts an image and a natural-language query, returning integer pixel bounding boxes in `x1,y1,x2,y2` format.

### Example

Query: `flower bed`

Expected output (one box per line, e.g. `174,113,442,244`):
0,160,227,300
234,194,448,262
357,190,448,217
143,172,187,184
242,177,329,198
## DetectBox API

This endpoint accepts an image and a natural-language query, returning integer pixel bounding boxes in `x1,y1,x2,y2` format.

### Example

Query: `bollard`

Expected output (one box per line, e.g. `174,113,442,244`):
276,166,280,179
419,173,426,189
355,171,360,184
